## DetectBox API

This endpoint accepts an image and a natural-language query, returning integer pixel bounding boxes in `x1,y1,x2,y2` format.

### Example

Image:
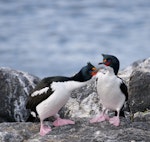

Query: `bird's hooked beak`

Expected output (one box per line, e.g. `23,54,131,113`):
98,59,106,65
98,62,103,65
99,59,111,66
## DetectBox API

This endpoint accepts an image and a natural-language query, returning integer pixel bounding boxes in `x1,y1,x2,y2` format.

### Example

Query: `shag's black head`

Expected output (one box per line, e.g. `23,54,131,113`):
99,54,120,75
72,62,96,82
81,62,96,81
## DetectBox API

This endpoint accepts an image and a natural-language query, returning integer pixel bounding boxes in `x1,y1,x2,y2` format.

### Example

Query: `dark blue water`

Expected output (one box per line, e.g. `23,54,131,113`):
0,0,150,78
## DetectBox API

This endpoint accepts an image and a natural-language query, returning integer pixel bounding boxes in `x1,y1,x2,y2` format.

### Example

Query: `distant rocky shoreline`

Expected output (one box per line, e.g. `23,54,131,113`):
0,58,150,142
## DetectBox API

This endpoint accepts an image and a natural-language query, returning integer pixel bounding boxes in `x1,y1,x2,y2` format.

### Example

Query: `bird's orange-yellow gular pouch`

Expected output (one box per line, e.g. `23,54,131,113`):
91,67,97,76
103,59,107,63
92,67,96,71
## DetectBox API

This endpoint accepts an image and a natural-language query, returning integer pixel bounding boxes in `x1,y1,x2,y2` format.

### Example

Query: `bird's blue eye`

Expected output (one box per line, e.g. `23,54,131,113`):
107,59,111,62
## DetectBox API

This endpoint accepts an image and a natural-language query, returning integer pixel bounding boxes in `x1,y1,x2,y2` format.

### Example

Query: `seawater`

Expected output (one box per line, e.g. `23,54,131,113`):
0,0,150,78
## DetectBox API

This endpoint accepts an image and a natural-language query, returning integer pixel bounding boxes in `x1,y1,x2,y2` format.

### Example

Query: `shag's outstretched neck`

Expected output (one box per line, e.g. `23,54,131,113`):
70,62,95,82
70,70,84,82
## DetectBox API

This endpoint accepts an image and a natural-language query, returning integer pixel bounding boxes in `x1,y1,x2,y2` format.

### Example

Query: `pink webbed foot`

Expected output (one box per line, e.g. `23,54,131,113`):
40,125,51,136
90,114,110,123
53,118,75,127
109,116,120,126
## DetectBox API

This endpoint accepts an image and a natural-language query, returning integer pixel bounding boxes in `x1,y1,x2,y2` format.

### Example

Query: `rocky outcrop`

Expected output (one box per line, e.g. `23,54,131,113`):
0,117,150,142
0,67,40,122
60,80,100,119
128,58,150,114
0,58,149,141
0,58,149,122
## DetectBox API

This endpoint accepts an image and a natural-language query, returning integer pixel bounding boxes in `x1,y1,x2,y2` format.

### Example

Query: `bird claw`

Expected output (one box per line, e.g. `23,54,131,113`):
40,125,51,136
109,116,120,126
53,118,75,127
90,114,109,123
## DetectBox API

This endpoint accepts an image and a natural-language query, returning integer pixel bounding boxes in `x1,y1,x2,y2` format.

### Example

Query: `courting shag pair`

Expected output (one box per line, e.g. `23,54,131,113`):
26,54,128,136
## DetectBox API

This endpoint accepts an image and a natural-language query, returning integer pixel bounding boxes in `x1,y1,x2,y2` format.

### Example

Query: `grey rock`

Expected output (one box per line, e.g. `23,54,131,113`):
0,58,150,141
0,67,40,122
128,58,150,114
133,111,150,122
129,71,150,113
0,57,149,123
118,58,148,84
60,79,101,119
0,118,150,142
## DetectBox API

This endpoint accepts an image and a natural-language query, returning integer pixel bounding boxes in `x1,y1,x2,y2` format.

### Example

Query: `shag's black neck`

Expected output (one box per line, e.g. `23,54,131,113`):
111,64,119,75
70,70,85,82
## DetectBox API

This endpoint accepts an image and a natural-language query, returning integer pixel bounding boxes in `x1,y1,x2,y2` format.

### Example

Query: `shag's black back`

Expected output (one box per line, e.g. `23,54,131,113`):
26,76,71,110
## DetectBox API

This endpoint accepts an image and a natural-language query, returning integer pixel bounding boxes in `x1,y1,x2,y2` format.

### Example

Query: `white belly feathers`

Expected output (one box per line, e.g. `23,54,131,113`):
36,80,88,120
97,73,125,110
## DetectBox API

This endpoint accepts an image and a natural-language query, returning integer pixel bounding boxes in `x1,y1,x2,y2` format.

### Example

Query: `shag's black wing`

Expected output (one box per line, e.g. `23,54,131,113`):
120,81,128,101
115,77,129,117
26,76,71,110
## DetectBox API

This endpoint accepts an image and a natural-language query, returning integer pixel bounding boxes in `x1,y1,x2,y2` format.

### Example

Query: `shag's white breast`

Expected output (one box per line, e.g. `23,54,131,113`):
97,74,125,110
36,80,88,120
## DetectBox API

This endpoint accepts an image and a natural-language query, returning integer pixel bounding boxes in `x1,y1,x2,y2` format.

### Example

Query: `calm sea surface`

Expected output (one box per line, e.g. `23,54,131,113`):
0,0,150,78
